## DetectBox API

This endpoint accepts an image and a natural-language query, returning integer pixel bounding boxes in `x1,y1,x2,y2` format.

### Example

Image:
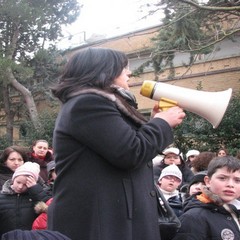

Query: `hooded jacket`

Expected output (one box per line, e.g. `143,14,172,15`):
0,180,51,237
48,88,174,240
172,187,240,240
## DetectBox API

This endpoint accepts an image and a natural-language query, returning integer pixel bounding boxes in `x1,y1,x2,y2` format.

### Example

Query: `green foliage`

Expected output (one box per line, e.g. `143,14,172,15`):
140,0,240,77
149,1,212,76
173,92,240,155
0,0,81,59
0,135,13,151
19,110,58,147
0,0,81,143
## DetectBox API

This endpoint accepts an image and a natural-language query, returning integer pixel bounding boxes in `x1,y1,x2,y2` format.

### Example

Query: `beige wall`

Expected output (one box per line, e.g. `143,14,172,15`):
66,26,240,111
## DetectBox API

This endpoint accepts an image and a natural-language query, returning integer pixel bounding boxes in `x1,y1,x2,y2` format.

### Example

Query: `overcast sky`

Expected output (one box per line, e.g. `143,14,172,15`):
58,0,162,48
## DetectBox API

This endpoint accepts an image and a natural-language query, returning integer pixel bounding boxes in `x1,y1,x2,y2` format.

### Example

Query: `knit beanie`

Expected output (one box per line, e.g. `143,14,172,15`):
186,149,200,159
162,147,180,156
12,162,40,181
158,164,182,182
1,229,71,240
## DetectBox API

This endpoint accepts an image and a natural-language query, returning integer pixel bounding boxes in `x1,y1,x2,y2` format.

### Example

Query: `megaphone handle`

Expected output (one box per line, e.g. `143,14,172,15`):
158,98,178,111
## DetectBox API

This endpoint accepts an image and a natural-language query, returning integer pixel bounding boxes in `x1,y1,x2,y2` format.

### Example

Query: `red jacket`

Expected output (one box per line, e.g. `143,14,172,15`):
32,198,53,230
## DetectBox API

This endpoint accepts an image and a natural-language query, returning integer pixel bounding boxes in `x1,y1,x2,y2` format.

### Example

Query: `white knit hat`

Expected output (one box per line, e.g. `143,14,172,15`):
162,147,180,156
186,150,200,159
12,162,40,181
158,164,182,182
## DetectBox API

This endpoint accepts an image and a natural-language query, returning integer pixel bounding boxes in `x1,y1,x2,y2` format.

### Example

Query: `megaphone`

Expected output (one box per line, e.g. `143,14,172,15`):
140,80,232,128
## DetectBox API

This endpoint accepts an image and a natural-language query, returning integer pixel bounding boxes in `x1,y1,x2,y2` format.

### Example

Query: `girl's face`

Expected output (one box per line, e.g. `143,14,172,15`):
164,153,181,165
189,182,205,195
5,152,24,172
159,175,181,192
33,141,49,158
113,67,132,90
188,155,197,162
218,150,227,157
11,175,28,193
205,167,240,203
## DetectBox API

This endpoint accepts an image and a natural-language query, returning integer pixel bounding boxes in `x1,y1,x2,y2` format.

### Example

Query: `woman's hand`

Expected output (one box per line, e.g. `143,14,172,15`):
153,106,186,128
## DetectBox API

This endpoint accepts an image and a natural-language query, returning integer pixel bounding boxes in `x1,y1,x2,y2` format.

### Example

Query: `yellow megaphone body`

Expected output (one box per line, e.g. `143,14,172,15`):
140,80,232,128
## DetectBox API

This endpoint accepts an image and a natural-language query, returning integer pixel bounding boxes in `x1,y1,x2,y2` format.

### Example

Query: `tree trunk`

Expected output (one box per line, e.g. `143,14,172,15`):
7,67,42,132
2,85,14,145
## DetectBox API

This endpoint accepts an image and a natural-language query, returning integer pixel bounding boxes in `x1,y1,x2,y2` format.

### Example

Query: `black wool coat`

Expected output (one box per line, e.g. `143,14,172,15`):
48,89,174,240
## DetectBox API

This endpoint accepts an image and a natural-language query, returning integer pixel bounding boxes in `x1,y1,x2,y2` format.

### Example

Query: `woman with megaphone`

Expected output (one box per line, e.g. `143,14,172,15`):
48,47,185,240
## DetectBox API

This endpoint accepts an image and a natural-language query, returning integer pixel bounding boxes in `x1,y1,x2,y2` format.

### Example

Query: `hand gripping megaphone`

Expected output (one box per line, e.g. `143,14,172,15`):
140,80,232,128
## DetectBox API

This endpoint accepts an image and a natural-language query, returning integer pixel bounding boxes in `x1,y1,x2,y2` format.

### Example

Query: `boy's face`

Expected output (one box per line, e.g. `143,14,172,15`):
205,167,240,203
159,175,181,192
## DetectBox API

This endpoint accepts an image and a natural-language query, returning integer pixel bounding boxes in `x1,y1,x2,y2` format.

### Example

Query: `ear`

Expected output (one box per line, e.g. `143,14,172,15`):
204,176,210,188
158,179,162,186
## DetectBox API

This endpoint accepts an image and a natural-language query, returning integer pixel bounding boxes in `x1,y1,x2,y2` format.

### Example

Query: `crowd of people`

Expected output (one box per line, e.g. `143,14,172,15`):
0,140,68,239
0,47,239,240
0,140,239,240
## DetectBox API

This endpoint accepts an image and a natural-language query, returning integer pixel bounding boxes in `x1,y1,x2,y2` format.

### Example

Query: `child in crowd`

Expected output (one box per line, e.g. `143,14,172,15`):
0,146,28,190
32,161,56,230
217,147,228,157
180,170,207,202
188,171,207,196
173,156,240,240
157,164,183,217
185,149,200,169
28,139,53,182
0,162,51,237
154,147,194,187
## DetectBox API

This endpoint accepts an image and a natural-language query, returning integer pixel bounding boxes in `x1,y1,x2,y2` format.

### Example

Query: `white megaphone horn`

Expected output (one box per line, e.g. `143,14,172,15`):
140,80,232,129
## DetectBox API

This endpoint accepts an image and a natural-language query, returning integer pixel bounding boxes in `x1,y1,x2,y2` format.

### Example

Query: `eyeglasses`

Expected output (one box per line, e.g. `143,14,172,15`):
163,175,181,182
165,155,180,159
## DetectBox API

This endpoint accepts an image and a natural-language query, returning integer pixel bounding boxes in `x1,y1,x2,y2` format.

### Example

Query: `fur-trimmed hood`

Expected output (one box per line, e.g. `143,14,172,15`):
67,87,148,125
1,179,15,195
198,186,225,206
184,186,229,213
34,201,48,214
34,197,53,214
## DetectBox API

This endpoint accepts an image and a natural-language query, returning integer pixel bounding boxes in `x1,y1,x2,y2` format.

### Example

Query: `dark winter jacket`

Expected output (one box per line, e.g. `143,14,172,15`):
0,165,13,190
168,194,184,217
48,89,174,240
173,187,240,240
0,180,51,237
153,161,194,188
28,151,53,182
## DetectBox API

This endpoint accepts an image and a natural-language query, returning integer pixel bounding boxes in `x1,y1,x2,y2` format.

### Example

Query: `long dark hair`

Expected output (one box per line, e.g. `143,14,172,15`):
0,146,28,165
52,47,129,103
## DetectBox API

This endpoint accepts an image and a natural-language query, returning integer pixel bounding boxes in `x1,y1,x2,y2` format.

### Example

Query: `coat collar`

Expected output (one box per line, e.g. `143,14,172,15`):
68,88,148,125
